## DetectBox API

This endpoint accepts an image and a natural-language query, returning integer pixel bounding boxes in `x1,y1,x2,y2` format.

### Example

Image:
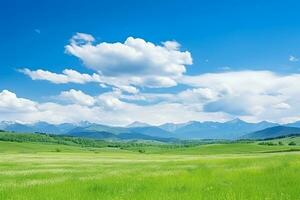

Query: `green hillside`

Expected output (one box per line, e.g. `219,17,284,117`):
1,132,300,199
0,140,300,199
262,135,300,146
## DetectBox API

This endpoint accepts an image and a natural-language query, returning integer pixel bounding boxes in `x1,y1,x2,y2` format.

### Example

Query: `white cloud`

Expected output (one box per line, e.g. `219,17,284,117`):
12,33,300,124
115,85,138,94
20,67,177,93
162,41,180,50
20,35,193,92
20,68,139,94
177,88,218,103
65,34,192,88
289,55,299,62
0,90,37,113
59,89,95,106
13,68,300,124
273,102,291,110
3,70,300,126
0,90,230,125
19,68,100,84
180,70,300,122
96,92,125,111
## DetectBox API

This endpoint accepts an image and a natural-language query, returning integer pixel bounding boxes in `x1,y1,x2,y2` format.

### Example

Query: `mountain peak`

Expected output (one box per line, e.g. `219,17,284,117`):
257,120,276,125
126,121,151,128
77,121,94,127
33,121,52,126
226,118,245,124
0,120,16,125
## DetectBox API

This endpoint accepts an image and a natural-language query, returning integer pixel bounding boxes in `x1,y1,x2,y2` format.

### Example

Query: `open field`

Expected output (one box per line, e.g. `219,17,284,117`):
1,139,300,200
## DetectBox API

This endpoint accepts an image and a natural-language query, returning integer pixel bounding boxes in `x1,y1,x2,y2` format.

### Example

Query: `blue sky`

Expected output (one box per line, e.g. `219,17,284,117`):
1,0,300,125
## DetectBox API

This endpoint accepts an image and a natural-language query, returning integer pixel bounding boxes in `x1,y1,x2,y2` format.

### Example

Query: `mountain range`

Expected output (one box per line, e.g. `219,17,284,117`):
1,119,300,141
160,119,278,139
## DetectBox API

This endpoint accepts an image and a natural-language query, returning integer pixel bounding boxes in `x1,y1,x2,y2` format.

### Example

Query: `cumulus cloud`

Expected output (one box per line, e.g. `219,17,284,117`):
0,90,105,124
162,41,181,50
65,33,192,87
59,89,95,106
180,70,300,122
0,90,37,113
20,68,139,94
177,88,218,103
20,34,193,94
19,67,177,93
19,68,100,84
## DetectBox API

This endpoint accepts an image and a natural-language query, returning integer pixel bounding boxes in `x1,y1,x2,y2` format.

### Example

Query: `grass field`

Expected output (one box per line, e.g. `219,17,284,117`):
1,138,300,199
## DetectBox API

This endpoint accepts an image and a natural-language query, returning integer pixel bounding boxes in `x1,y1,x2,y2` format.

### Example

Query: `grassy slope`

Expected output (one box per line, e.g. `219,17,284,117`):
125,142,300,154
264,136,300,145
0,141,97,153
1,136,300,199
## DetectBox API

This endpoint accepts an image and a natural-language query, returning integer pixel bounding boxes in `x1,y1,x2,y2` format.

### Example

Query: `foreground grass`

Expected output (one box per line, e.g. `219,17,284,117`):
0,141,300,199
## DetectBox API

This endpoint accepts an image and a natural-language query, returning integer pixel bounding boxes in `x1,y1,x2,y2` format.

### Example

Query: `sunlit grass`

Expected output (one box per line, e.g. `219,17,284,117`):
0,141,300,199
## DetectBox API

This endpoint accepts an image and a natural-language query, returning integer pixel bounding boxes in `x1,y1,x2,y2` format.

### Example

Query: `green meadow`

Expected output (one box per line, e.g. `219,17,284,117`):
1,133,300,199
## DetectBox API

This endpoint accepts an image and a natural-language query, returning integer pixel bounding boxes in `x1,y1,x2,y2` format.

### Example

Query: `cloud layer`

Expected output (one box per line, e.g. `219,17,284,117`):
0,89,229,125
3,70,300,125
9,34,300,125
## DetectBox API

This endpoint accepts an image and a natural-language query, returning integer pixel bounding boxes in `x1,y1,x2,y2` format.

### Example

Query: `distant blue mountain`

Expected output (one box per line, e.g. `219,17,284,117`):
32,122,63,134
67,123,174,140
128,126,173,138
286,121,300,128
4,122,36,133
166,119,278,139
126,121,151,128
159,122,193,132
242,126,300,140
0,121,78,134
68,124,130,136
